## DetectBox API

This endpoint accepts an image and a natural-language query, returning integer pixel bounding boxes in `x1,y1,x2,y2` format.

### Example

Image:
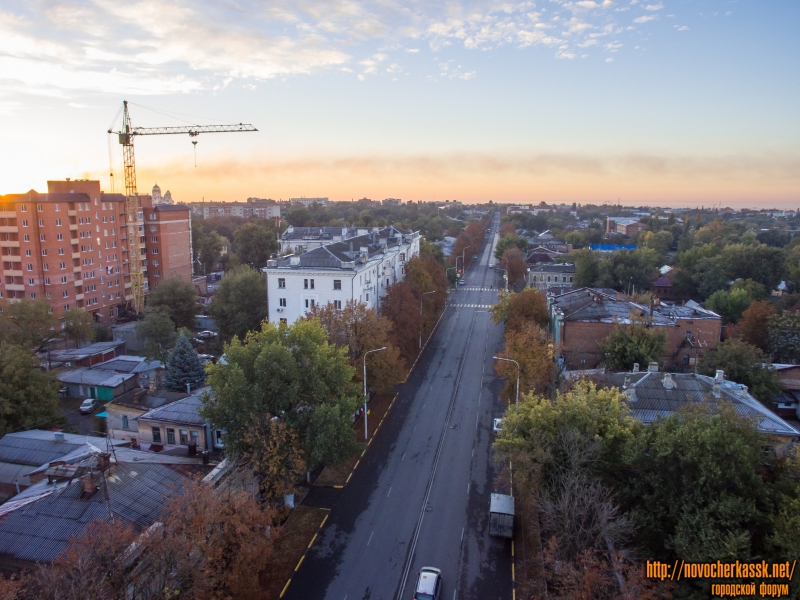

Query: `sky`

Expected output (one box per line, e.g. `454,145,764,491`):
1,0,799,208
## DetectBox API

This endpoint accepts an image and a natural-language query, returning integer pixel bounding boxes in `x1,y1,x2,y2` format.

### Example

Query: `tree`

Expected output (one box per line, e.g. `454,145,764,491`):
502,247,527,289
306,399,359,467
573,249,601,287
490,288,549,333
147,276,200,330
243,414,307,499
621,402,769,565
192,221,225,274
767,312,800,363
233,221,279,268
0,298,59,353
719,243,785,293
61,309,95,348
0,343,60,436
598,324,666,371
201,319,357,470
163,333,206,392
208,265,267,340
704,288,753,324
494,234,528,260
564,231,586,249
697,339,782,405
495,323,556,402
136,308,177,363
305,300,405,393
381,282,421,361
738,300,777,351
639,230,673,256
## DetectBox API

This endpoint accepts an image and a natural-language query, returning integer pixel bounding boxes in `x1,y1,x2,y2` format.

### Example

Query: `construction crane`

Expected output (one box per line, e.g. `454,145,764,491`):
109,100,257,314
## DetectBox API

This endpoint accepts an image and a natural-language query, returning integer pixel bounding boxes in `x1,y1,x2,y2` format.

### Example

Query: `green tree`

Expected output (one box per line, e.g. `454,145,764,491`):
0,343,60,435
704,288,754,324
564,230,586,249
494,234,529,260
720,243,785,292
0,298,60,353
193,221,225,274
767,312,800,364
621,402,769,566
697,339,782,405
208,266,267,340
163,333,206,392
201,319,357,469
233,221,279,268
136,308,177,363
147,276,200,330
639,230,673,256
572,248,601,287
306,399,359,467
243,414,307,499
61,309,95,348
598,324,666,371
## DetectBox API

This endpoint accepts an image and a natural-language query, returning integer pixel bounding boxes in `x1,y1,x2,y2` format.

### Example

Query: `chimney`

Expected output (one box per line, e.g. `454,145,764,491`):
632,363,640,373
53,432,64,442
623,375,631,388
661,373,675,390
82,473,97,495
648,362,659,372
738,385,748,397
96,452,111,470
715,370,724,382
713,379,721,398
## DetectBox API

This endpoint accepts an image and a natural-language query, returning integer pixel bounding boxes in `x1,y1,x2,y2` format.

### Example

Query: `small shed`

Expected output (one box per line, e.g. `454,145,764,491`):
57,370,137,401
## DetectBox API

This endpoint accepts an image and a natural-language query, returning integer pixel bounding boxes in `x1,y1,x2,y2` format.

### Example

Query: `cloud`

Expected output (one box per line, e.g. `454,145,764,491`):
644,3,664,10
675,25,688,31
0,0,667,97
633,15,657,23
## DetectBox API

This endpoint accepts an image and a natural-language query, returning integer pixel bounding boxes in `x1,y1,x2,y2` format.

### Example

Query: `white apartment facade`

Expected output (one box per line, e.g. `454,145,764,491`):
264,226,420,325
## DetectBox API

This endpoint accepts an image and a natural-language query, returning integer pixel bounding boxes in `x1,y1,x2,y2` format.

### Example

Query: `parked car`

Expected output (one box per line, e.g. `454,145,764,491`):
473,255,478,259
413,567,442,600
196,330,218,339
493,418,504,432
79,398,100,414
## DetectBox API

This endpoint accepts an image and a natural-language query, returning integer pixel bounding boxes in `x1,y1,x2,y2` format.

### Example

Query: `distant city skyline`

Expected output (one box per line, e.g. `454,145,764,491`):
1,1,798,207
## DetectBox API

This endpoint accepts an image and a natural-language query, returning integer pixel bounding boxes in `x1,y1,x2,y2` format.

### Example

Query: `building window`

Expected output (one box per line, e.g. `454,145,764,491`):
180,429,188,445
683,354,690,366
38,220,44,227
149,213,156,220
28,278,34,285
152,427,162,443
62,290,68,298
122,415,129,429
54,204,60,212
365,293,370,302
25,249,31,257
151,237,157,242
399,252,405,262
152,248,158,254
60,262,66,270
43,264,48,271
26,264,33,271
57,233,63,241
23,234,29,242
55,218,62,226
334,300,342,309
333,279,342,290
190,431,199,445
19,204,26,212
41,249,47,256
685,330,693,341
278,278,286,289
569,276,573,282
21,219,28,227
279,298,286,307
64,304,69,311
304,279,308,289
167,428,175,444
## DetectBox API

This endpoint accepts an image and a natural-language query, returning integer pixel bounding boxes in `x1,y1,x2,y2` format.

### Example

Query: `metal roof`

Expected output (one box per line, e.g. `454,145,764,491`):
138,389,209,427
57,369,135,387
93,356,163,374
0,462,201,564
109,388,189,411
47,341,124,362
0,436,84,467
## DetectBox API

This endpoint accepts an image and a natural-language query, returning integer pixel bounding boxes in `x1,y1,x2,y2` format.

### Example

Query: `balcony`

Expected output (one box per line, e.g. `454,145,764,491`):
0,240,19,248
72,252,80,259
74,279,83,286
124,282,132,289
67,210,77,217
73,266,81,273
0,226,18,234
4,269,22,277
69,224,78,231
0,211,15,219
75,293,84,301
5,283,25,291
2,255,21,262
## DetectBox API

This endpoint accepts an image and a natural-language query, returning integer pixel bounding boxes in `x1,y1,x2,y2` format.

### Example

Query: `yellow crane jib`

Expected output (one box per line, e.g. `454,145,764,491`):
108,100,257,315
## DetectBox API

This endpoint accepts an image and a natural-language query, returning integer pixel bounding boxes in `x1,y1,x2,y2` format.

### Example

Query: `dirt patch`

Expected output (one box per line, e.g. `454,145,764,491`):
514,491,547,599
314,393,396,487
259,506,328,600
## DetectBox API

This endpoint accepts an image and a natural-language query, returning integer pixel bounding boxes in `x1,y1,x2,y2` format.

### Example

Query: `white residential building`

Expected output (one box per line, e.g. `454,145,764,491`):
264,226,420,325
279,226,379,255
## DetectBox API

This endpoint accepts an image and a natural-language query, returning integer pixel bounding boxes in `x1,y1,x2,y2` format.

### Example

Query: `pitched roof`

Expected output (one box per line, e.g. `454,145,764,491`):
138,389,208,427
57,369,135,387
93,356,163,374
0,431,120,468
109,388,190,411
47,341,125,363
597,371,799,436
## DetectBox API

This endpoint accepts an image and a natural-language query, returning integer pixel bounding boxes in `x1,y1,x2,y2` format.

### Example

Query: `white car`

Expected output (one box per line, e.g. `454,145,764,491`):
196,330,218,339
79,398,100,414
493,418,504,433
413,567,442,600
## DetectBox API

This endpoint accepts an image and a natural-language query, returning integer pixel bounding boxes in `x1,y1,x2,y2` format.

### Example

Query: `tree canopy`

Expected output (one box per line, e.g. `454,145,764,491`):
0,343,61,435
697,338,782,405
136,308,177,363
208,265,268,340
147,276,200,330
598,324,666,371
163,333,206,392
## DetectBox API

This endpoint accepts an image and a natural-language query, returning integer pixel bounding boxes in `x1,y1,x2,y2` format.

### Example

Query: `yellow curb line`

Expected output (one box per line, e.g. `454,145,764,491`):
346,472,352,483
280,579,291,598
295,555,305,571
403,306,447,383
280,507,330,597
308,533,317,548
333,485,343,489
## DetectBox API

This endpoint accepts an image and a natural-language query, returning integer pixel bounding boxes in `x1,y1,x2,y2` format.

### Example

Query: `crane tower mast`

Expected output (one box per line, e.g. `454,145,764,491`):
111,101,257,314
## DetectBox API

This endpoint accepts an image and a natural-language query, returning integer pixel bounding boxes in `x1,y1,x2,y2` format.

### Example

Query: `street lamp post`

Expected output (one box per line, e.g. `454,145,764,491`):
493,356,520,406
499,268,509,292
461,245,473,274
419,290,436,349
363,347,386,440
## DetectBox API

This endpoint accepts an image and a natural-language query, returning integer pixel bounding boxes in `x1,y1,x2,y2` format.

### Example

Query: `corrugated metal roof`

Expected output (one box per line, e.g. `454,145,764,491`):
0,462,206,564
57,369,135,387
0,437,84,467
93,356,163,374
47,341,124,362
138,389,209,427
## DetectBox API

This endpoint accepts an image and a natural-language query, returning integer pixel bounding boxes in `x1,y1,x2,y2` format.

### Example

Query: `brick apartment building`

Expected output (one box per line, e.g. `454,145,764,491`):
0,179,191,323
141,197,192,285
606,217,649,236
549,288,722,370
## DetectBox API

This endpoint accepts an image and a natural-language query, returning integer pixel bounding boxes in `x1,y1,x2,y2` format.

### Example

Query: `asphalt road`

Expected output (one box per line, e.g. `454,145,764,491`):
286,213,513,600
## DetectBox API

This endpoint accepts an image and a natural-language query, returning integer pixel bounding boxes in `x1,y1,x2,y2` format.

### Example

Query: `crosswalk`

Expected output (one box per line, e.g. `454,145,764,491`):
454,287,498,291
449,303,494,309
